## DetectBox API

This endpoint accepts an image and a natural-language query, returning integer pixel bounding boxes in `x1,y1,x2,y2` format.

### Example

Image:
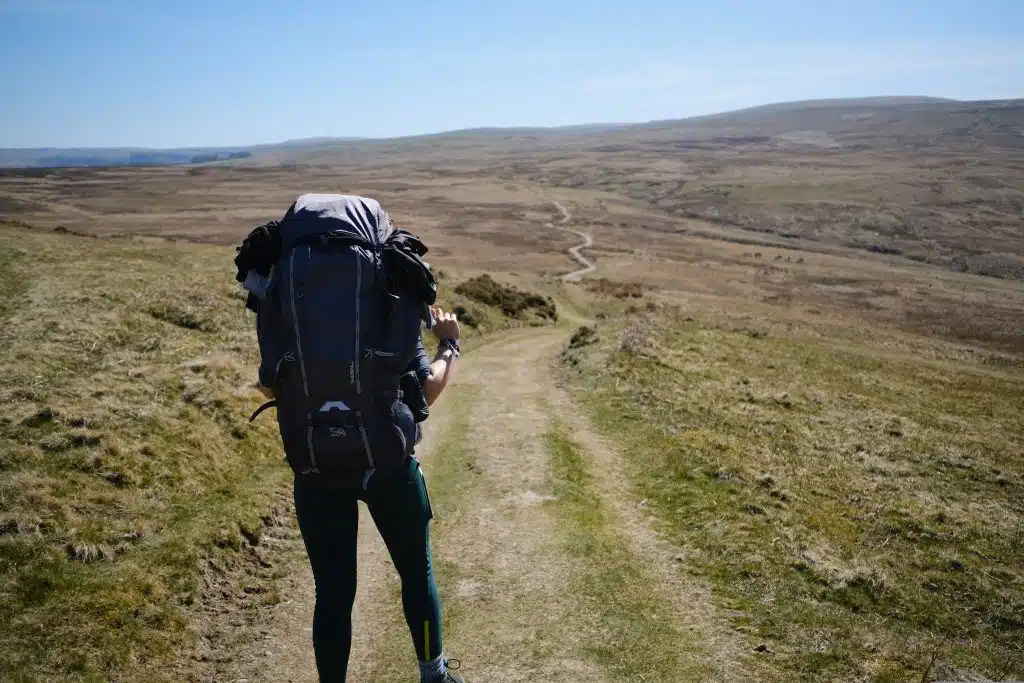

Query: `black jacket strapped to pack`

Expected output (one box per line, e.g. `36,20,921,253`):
234,219,282,313
234,220,437,318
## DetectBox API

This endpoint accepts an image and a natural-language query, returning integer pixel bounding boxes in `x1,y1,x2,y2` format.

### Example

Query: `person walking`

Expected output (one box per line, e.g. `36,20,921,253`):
236,193,466,682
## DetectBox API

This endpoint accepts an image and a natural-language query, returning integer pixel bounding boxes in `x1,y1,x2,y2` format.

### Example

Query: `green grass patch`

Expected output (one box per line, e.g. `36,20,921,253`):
420,387,486,659
562,307,1024,682
0,226,297,682
543,421,715,682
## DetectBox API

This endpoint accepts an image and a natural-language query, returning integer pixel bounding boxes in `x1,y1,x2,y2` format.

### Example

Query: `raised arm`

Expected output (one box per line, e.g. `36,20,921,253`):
422,307,460,406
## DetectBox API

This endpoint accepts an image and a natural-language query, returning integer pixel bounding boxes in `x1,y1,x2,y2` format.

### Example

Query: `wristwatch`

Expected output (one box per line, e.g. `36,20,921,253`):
438,337,461,359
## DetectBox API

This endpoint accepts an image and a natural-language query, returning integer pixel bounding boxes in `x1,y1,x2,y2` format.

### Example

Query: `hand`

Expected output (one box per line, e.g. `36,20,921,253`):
257,383,276,399
429,306,460,342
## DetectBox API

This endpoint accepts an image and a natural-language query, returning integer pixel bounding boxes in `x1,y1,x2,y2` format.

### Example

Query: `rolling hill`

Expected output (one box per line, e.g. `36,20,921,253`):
3,96,1021,169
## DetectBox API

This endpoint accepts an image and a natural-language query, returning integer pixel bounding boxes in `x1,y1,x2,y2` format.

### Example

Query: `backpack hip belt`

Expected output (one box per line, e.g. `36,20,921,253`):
249,389,403,423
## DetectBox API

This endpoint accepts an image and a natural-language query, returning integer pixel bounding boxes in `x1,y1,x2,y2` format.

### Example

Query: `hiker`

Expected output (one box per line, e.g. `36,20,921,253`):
235,193,466,683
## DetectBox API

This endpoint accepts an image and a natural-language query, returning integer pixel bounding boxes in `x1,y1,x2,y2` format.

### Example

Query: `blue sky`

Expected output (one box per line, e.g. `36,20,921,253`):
1,0,1021,148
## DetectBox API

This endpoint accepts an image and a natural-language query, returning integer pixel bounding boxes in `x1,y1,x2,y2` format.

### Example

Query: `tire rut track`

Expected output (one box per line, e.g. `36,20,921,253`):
429,329,613,683
416,323,751,682
546,379,758,682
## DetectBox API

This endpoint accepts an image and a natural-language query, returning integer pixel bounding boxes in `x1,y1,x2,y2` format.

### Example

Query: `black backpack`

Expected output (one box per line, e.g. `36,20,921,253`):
236,193,437,489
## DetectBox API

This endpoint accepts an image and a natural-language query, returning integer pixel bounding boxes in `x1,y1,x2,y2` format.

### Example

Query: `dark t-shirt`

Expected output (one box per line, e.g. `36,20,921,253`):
409,337,431,446
411,336,431,382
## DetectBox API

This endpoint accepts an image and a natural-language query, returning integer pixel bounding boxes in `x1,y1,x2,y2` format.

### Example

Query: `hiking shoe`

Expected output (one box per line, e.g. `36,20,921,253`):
440,658,464,682
422,657,465,682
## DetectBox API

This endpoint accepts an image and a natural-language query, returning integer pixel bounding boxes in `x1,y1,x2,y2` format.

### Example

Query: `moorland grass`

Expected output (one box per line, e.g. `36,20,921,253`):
562,305,1023,681
0,226,292,682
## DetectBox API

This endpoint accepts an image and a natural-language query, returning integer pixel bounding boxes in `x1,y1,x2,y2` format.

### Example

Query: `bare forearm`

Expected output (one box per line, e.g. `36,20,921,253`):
423,346,457,405
421,306,461,405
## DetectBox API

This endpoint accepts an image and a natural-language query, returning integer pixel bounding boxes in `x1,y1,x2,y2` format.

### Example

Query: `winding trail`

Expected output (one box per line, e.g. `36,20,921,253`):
547,200,596,281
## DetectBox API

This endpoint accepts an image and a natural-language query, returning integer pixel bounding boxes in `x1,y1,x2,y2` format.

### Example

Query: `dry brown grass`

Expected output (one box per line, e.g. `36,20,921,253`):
574,222,1024,355
4,100,1020,286
0,165,578,274
2,122,1020,358
526,148,1024,279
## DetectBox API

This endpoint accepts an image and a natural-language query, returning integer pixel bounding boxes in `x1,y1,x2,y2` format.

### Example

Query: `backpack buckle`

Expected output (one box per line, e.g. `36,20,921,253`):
318,400,352,411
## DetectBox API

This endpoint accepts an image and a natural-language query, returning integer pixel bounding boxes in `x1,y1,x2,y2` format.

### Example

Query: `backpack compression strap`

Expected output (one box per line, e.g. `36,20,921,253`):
248,399,277,423
289,231,376,251
248,389,406,423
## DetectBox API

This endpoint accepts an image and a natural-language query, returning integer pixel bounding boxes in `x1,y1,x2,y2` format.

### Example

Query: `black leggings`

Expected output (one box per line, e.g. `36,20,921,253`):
292,457,443,682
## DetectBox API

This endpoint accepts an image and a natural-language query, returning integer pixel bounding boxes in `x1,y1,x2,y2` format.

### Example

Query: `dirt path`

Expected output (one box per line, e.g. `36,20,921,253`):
547,200,596,281
205,318,753,682
423,330,614,682
200,203,754,680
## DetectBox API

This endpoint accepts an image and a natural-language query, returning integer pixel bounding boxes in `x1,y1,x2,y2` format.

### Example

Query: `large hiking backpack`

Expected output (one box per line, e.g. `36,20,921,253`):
236,193,437,489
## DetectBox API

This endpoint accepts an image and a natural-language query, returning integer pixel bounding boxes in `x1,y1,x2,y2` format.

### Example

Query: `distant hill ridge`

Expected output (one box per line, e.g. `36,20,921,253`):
2,96,1021,168
0,148,254,168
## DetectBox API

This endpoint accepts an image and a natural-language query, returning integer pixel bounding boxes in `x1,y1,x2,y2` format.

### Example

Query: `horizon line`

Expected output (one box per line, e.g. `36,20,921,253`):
4,93,1022,152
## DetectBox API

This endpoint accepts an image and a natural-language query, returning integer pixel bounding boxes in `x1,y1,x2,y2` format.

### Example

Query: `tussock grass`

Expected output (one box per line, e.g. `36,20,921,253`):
0,226,292,682
567,325,598,349
584,277,650,300
562,306,1024,681
453,274,558,323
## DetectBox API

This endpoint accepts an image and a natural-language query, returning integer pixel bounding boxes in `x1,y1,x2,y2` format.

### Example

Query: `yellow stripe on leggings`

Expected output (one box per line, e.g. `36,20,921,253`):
424,619,430,661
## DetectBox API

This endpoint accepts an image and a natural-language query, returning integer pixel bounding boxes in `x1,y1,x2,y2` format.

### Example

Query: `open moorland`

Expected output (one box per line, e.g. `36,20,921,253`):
0,97,1021,682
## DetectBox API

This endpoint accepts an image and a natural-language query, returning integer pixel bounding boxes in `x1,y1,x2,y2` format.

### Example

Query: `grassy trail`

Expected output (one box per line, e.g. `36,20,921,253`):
243,318,754,683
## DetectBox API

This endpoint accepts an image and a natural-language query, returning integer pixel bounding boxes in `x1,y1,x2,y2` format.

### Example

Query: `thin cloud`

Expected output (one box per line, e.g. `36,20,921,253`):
576,43,1024,95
